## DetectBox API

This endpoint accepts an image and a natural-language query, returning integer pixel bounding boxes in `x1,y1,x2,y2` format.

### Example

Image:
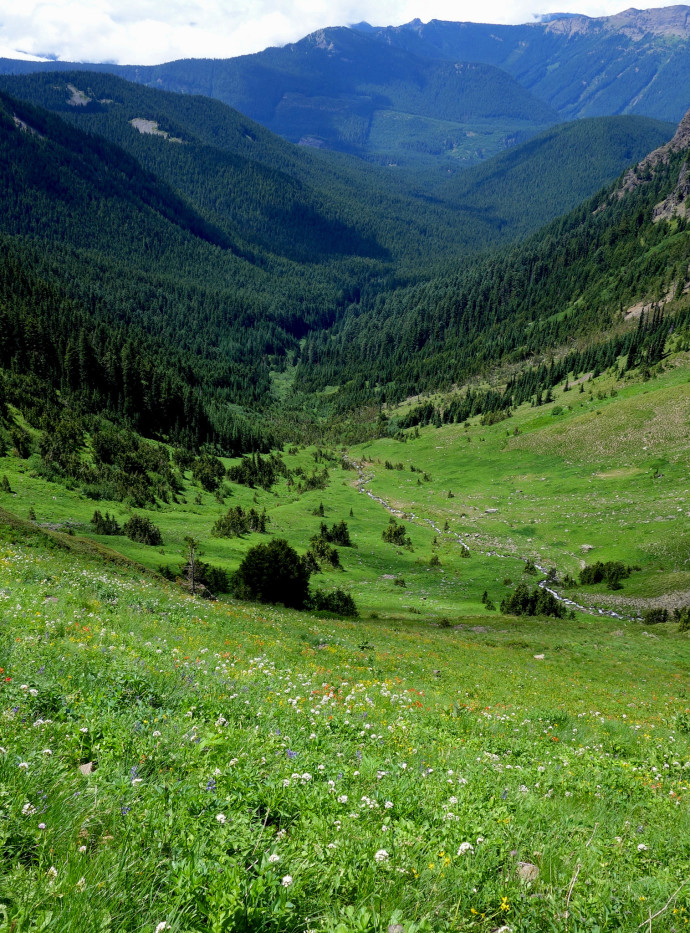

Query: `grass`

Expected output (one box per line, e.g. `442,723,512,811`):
0,517,689,932
1,357,690,930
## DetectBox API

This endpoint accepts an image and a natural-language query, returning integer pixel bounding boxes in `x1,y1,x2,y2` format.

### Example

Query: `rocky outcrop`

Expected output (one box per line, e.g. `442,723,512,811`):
618,107,690,199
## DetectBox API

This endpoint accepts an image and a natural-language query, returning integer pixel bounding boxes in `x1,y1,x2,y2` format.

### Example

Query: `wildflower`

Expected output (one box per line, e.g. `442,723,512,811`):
286,750,298,759
0,748,6,754
384,801,393,809
268,853,280,863
216,814,226,824
301,773,312,782
22,803,37,816
79,845,87,853
18,762,29,769
38,823,46,830
374,849,389,862
337,795,348,803
42,749,52,756
155,924,171,933
458,842,474,855
153,731,161,738
80,728,88,734
281,875,293,887
47,866,58,879
637,843,648,851
76,877,86,891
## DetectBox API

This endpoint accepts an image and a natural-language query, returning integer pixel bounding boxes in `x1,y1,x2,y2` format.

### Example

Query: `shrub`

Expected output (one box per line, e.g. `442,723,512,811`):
643,608,669,625
0,474,11,493
310,587,358,617
90,510,121,535
500,583,566,619
314,520,352,547
228,453,289,491
123,514,163,546
580,561,634,590
232,538,311,609
196,561,231,594
213,505,267,537
382,518,412,548
306,536,341,570
675,607,690,632
192,453,226,492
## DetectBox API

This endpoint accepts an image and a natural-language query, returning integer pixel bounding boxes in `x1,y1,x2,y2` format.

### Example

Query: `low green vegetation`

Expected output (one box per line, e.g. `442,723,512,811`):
0,505,688,932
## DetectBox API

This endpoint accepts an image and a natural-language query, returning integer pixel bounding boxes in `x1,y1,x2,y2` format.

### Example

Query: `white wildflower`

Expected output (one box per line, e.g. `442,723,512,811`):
216,814,226,824
281,875,293,887
374,849,389,862
268,853,280,863
457,842,474,855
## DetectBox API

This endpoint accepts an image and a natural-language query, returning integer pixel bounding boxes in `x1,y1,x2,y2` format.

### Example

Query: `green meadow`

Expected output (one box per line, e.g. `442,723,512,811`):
1,354,689,932
1,512,689,933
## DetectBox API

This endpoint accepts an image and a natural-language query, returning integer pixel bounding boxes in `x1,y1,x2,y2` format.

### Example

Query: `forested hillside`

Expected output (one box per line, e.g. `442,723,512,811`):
0,72,672,267
296,113,690,411
0,75,686,451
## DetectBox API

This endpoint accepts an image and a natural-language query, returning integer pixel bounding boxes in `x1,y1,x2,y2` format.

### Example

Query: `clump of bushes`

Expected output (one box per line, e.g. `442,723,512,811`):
228,453,289,491
643,608,669,625
315,520,352,547
90,510,121,535
192,453,226,492
500,583,565,618
580,560,638,590
123,514,163,546
382,518,412,549
231,539,358,615
232,538,311,609
306,536,341,570
212,505,268,537
676,607,690,632
310,587,358,617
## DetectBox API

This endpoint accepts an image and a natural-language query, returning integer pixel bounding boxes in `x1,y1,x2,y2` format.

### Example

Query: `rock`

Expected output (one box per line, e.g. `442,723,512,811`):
533,653,545,660
581,544,595,552
516,861,540,883
388,926,405,933
78,762,95,776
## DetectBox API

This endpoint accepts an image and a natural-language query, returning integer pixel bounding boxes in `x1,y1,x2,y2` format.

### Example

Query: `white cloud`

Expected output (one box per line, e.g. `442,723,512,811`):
0,0,679,65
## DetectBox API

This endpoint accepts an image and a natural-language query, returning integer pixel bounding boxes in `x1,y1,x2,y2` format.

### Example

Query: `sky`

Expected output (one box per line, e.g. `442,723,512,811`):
0,0,677,65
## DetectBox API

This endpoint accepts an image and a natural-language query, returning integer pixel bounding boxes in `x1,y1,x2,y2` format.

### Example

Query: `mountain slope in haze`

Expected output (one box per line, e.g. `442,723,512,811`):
0,71,673,270
0,29,558,168
357,7,690,123
2,6,690,166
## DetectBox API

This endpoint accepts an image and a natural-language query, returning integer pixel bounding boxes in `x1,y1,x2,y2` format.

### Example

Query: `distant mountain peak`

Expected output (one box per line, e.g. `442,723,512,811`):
543,4,690,37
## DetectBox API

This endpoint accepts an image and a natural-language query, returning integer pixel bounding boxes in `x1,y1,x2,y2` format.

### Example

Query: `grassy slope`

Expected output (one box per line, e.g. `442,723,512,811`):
1,507,689,932
1,355,689,621
352,356,690,616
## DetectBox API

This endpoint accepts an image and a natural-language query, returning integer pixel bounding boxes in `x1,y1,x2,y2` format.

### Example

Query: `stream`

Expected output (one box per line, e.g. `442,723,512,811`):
348,457,635,622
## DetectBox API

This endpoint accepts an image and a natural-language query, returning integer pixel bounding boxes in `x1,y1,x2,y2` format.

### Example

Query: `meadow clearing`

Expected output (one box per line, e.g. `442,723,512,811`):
0,358,689,931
